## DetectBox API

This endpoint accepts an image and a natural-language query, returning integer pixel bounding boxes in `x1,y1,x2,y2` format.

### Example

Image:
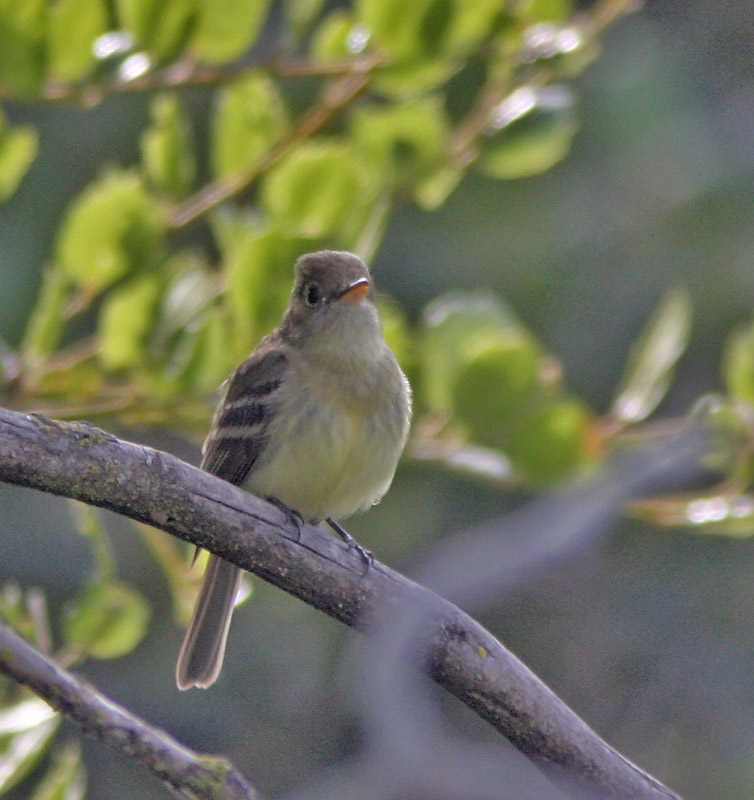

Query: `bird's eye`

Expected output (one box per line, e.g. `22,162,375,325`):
305,284,321,306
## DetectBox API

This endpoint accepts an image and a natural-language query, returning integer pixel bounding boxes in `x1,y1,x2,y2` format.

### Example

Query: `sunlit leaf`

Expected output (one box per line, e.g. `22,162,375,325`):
356,0,449,61
0,698,57,736
152,253,216,351
98,274,163,370
612,288,692,425
286,0,325,39
55,170,164,293
479,85,578,179
723,321,754,406
0,115,38,201
506,398,592,483
63,580,150,659
451,337,540,448
210,72,288,179
516,0,571,23
413,164,463,210
261,141,365,238
114,0,197,61
421,290,531,412
309,10,355,61
349,97,448,188
0,0,46,93
221,221,304,358
159,298,236,395
377,298,413,373
191,0,271,64
444,0,504,54
0,699,60,795
140,94,196,198
0,582,29,635
47,0,107,82
20,269,70,365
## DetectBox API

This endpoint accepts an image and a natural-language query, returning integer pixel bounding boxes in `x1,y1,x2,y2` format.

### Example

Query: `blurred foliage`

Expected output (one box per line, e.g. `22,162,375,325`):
0,0,643,473
0,505,147,798
2,0,754,796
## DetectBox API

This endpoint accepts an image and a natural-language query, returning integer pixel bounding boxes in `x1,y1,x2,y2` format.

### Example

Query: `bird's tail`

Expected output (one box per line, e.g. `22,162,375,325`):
176,555,241,690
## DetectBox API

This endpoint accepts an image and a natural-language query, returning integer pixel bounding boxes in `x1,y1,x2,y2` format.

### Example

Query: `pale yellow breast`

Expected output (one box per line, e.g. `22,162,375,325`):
244,350,410,522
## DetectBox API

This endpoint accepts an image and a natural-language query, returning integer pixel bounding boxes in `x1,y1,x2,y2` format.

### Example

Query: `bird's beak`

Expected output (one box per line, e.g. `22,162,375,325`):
338,278,371,302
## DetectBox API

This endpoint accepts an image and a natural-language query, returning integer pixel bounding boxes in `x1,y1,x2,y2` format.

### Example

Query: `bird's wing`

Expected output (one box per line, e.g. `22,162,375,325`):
200,345,288,486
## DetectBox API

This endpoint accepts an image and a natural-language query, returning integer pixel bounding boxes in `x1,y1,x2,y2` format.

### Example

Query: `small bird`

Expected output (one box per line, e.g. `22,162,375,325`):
176,250,412,689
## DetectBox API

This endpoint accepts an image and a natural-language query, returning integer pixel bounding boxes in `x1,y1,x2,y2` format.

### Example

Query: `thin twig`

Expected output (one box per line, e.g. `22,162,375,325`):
168,56,381,229
0,618,262,800
8,53,383,105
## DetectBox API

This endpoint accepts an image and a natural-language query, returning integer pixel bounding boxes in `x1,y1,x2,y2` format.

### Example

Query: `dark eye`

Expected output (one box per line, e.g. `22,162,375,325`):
305,284,321,306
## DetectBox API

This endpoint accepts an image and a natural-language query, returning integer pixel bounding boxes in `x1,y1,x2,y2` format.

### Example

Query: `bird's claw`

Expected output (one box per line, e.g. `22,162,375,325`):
267,496,305,541
326,517,373,574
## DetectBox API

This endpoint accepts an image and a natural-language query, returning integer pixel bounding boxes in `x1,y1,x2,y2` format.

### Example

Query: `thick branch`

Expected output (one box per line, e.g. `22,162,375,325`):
0,619,261,800
0,407,683,800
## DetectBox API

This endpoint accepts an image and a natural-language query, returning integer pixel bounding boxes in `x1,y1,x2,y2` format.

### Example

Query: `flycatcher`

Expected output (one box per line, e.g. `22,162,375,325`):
176,250,412,689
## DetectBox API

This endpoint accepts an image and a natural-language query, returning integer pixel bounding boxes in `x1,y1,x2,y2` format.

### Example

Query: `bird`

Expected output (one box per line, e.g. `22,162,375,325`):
176,250,412,689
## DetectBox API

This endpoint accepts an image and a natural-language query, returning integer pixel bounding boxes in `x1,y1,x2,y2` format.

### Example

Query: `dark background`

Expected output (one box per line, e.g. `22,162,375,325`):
3,2,754,798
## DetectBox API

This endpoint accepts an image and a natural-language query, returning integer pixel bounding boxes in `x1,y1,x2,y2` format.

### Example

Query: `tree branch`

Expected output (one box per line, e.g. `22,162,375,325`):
0,407,686,800
167,57,379,230
0,618,262,800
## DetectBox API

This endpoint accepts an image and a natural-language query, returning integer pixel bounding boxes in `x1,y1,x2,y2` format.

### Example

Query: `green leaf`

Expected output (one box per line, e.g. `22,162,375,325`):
47,0,108,82
191,0,271,64
286,0,325,39
0,114,38,201
421,290,534,412
98,274,162,370
506,399,591,483
221,221,304,358
356,0,450,61
515,0,571,23
310,10,356,61
29,742,86,800
479,86,578,179
0,0,46,93
377,297,413,372
20,269,70,365
210,72,288,179
444,0,505,54
64,580,150,659
612,288,692,425
115,0,197,61
352,0,501,93
152,253,216,351
451,337,541,448
723,321,754,405
0,699,60,795
349,97,448,189
55,170,164,293
261,141,365,238
141,94,196,198
171,305,235,392
0,698,57,736
0,582,28,634
413,164,463,210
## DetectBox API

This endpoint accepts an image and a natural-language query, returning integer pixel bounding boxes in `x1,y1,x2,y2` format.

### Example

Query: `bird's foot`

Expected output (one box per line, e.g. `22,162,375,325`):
326,517,373,573
267,496,305,541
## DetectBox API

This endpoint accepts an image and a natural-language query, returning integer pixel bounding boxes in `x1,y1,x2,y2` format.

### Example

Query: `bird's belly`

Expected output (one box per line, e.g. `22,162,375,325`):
245,391,401,522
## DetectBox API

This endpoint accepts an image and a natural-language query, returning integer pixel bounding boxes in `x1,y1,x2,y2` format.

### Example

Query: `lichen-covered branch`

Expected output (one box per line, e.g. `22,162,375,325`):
0,407,689,800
